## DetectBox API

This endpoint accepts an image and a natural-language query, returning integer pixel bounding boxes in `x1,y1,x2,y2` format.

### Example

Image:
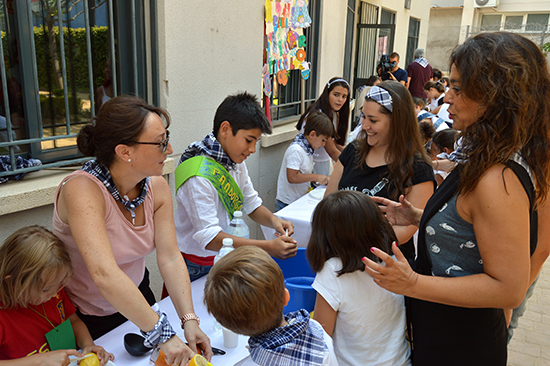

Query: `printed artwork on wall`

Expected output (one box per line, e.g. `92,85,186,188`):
264,0,311,95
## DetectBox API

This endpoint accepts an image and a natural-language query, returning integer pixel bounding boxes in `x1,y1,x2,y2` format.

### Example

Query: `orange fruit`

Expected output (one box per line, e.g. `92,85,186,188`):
155,350,211,366
154,350,169,366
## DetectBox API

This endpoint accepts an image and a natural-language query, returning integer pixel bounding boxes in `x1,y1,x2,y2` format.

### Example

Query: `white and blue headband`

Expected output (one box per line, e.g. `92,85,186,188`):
327,78,350,88
366,85,393,112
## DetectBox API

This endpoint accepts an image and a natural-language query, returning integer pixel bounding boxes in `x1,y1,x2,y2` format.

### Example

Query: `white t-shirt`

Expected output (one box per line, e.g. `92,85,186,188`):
234,319,339,366
175,160,262,257
276,143,314,205
299,111,338,163
312,258,411,366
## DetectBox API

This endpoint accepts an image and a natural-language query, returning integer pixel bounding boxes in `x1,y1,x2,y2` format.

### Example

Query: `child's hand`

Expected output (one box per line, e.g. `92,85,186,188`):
272,216,295,237
268,237,298,259
28,349,81,366
80,346,115,366
315,175,329,185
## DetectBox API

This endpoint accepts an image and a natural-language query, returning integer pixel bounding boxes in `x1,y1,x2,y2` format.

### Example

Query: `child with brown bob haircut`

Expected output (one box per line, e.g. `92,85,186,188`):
204,246,339,366
307,191,411,366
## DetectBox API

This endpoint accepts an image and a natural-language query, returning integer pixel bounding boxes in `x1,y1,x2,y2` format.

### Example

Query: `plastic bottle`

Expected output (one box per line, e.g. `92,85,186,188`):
227,211,250,239
214,238,235,265
212,238,235,334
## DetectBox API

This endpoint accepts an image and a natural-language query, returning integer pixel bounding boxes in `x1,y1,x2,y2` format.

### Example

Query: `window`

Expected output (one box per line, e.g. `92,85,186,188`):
527,14,549,31
405,18,420,68
268,0,320,124
0,0,157,179
504,16,523,30
481,14,502,31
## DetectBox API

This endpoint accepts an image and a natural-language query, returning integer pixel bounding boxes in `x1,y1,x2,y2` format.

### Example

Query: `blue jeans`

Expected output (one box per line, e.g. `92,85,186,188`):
508,276,539,343
185,257,212,282
275,199,288,212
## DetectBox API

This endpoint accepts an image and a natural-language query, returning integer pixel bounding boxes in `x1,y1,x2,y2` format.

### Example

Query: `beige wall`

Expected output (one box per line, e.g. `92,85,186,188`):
317,0,348,91
0,0,432,300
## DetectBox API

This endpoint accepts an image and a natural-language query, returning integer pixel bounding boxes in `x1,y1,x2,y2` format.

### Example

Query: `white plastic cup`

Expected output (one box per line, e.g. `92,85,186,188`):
222,327,239,348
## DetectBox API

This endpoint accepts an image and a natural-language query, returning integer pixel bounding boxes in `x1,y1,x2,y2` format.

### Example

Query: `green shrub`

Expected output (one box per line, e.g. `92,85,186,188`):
32,26,109,92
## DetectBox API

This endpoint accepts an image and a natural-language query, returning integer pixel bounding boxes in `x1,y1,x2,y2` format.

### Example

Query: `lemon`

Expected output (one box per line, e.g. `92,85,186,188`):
188,354,212,366
80,353,100,366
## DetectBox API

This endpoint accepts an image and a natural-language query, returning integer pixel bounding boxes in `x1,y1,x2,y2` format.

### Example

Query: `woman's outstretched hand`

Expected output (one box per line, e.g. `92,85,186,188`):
370,195,422,227
363,242,419,296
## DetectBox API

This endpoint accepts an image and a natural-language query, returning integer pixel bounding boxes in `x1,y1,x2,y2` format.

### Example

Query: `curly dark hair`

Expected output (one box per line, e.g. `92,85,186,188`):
450,32,550,205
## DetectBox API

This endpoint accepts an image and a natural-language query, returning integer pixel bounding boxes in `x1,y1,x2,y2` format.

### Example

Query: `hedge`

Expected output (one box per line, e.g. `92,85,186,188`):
2,26,109,92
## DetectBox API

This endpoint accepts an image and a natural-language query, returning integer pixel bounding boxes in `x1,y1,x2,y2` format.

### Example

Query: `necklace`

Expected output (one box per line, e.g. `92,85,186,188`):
29,304,56,329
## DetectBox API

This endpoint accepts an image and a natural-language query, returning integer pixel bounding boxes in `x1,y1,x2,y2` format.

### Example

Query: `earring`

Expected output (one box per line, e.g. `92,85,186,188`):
128,159,131,162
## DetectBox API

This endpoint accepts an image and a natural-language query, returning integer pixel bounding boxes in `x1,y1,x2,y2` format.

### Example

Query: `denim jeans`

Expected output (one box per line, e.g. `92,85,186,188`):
275,199,288,212
508,276,539,343
185,257,212,282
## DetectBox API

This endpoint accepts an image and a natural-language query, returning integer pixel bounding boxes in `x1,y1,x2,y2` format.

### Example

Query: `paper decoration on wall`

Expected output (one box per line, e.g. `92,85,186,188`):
262,63,272,97
292,0,312,28
264,0,312,95
300,61,310,80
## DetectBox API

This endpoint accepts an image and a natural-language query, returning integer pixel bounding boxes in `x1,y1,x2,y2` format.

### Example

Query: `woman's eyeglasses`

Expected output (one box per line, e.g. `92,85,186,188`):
132,130,170,153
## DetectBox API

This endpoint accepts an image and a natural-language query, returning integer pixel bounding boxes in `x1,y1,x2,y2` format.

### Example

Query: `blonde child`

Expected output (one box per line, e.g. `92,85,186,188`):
307,191,411,366
0,226,113,365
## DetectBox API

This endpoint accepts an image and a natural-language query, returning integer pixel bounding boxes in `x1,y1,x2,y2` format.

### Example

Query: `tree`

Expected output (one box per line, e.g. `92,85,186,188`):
32,0,106,90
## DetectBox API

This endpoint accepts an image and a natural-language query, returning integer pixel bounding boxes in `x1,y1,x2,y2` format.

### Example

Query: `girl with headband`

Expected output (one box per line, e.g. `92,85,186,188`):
365,32,550,365
295,77,351,176
325,81,435,261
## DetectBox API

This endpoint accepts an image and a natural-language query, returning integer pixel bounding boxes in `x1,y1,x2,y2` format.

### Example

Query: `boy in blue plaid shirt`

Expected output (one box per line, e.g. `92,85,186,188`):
204,246,339,366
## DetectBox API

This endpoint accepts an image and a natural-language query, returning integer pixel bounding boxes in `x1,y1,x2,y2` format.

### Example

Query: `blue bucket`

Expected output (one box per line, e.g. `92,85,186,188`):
284,276,316,313
272,247,314,279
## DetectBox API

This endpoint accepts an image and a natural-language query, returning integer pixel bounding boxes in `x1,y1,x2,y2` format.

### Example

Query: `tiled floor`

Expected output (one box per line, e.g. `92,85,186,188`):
508,260,550,366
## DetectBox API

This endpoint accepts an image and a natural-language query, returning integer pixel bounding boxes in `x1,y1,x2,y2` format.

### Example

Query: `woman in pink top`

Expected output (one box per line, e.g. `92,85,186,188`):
53,96,212,366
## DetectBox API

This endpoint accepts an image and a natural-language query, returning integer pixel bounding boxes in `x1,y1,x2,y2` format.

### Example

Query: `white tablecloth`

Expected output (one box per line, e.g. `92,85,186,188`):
95,276,250,366
261,186,325,247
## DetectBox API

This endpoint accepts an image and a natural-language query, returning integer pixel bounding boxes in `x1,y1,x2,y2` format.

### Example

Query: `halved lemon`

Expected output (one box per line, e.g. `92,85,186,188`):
188,354,212,366
80,353,100,366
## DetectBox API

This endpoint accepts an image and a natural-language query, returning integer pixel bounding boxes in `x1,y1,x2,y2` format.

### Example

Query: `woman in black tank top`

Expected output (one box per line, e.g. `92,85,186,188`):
364,32,550,366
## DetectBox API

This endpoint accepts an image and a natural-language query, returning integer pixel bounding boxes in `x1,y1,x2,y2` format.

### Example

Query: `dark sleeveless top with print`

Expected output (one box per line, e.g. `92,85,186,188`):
409,156,537,366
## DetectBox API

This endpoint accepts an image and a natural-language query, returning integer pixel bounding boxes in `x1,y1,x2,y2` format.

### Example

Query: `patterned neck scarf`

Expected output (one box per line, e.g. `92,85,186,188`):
179,132,236,171
291,133,314,156
248,309,329,366
81,160,149,225
414,57,429,68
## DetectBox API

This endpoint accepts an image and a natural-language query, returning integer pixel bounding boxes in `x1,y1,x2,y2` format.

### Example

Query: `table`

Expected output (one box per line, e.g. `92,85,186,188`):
261,186,325,247
95,276,250,366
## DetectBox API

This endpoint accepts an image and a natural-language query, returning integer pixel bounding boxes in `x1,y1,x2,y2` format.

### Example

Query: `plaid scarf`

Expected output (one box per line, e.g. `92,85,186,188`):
81,160,149,225
179,132,236,171
414,57,429,68
291,133,314,156
0,156,42,184
248,309,329,366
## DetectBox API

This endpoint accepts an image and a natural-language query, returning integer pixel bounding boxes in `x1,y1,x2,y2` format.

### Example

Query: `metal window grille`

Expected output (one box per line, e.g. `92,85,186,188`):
0,0,158,180
269,0,320,124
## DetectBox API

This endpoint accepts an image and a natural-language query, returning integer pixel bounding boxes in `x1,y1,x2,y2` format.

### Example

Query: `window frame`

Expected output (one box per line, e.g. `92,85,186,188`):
0,0,158,179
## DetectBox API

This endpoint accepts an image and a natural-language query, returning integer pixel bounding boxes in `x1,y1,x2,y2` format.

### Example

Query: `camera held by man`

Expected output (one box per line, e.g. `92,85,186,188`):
377,52,408,86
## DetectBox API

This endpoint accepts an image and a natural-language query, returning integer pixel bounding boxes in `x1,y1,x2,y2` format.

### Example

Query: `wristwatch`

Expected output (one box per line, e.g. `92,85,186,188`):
180,313,200,328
